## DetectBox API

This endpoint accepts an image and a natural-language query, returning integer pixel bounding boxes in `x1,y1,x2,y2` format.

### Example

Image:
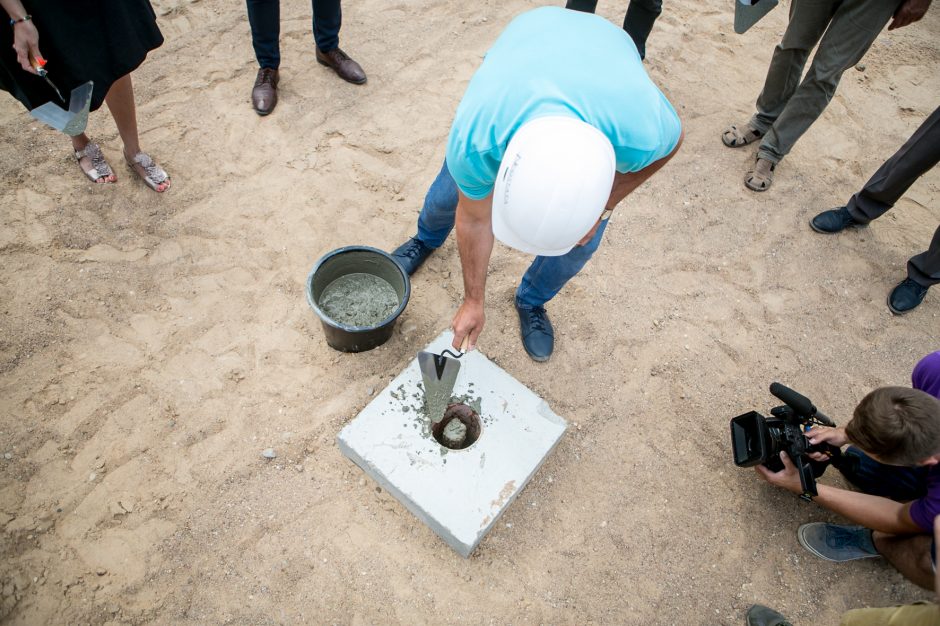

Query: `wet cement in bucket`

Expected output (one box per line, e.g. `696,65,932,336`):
318,273,399,327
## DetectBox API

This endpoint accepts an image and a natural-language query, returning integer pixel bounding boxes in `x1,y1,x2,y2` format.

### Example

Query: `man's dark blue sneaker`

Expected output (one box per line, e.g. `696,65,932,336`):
809,206,865,234
888,278,929,315
515,301,554,362
391,237,434,276
797,523,880,562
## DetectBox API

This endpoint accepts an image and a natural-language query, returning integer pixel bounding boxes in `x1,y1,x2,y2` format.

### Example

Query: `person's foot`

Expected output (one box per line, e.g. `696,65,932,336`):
391,237,434,275
515,300,554,362
251,68,279,116
73,139,116,184
721,123,763,148
316,47,367,85
888,278,929,315
797,523,880,562
124,149,170,192
746,604,793,626
744,157,775,192
810,206,866,234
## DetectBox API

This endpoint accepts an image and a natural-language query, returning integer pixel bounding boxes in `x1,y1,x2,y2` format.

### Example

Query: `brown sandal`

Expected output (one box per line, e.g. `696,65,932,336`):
74,142,115,183
744,157,776,192
722,123,763,148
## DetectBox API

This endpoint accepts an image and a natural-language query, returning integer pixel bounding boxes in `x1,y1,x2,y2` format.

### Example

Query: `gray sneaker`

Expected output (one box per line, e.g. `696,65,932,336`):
797,523,880,562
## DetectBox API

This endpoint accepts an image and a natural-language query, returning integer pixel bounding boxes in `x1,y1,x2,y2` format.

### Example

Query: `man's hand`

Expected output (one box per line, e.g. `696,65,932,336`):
755,451,803,494
805,425,849,461
888,0,931,29
452,299,484,352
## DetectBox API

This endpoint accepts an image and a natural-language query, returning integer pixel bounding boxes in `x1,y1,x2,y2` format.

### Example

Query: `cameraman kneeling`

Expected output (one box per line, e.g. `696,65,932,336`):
756,353,940,590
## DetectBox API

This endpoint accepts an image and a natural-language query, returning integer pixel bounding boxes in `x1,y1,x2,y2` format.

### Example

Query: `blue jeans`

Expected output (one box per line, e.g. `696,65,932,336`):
415,160,610,309
246,0,342,69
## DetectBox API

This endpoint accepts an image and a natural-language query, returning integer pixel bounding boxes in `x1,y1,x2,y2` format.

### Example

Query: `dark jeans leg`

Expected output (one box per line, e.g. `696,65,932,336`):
908,225,940,288
846,106,940,223
515,219,610,308
246,0,280,69
565,0,599,12
623,0,662,59
414,160,458,249
836,446,929,501
312,0,341,52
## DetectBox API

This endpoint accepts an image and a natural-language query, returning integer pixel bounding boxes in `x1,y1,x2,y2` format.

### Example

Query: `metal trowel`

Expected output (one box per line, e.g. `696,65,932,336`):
29,80,94,136
418,337,469,424
734,0,779,34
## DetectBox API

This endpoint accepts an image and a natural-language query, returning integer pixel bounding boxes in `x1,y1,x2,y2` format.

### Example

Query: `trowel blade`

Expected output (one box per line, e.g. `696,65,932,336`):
734,0,778,34
418,350,461,424
29,81,94,137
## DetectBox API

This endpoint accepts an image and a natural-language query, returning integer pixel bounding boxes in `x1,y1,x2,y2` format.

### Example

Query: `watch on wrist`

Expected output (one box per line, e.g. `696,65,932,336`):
600,208,613,221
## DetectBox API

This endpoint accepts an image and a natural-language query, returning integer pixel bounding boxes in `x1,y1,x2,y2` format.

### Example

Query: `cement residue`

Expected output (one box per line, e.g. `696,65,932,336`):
318,273,399,327
442,419,468,445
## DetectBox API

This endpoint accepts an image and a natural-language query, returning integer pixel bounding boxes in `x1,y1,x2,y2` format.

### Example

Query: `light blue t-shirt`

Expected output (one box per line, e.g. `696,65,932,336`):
445,6,682,200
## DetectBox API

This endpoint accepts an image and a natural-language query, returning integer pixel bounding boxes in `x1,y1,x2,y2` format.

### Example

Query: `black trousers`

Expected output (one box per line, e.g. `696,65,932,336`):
565,0,663,59
246,0,342,69
845,106,940,287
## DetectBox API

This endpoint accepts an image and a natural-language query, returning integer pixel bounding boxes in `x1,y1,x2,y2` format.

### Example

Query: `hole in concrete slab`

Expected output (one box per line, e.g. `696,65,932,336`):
431,403,482,450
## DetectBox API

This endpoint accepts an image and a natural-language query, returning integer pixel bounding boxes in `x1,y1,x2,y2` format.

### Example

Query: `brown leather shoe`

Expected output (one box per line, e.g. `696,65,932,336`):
251,68,279,116
315,47,366,85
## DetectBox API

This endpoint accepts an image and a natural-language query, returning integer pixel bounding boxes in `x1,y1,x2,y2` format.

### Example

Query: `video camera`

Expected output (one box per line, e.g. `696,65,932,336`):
731,382,841,501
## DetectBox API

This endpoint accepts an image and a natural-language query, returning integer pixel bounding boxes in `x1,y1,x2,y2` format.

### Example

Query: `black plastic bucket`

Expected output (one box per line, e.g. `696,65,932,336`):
306,246,411,353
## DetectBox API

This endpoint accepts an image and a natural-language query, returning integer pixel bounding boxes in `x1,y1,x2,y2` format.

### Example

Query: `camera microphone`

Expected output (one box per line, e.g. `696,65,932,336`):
769,382,835,426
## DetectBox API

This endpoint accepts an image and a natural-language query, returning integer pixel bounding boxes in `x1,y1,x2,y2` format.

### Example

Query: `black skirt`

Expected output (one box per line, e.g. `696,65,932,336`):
0,0,164,112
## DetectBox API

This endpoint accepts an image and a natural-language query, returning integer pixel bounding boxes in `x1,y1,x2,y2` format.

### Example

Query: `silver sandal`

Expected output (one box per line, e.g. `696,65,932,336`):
74,142,114,183
126,151,170,192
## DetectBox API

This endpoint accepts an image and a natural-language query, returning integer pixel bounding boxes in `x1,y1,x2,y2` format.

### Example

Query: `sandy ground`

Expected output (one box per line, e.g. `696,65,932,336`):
1,0,939,624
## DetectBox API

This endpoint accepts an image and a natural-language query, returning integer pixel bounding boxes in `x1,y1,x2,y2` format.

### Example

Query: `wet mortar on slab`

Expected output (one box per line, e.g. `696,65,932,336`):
337,331,567,557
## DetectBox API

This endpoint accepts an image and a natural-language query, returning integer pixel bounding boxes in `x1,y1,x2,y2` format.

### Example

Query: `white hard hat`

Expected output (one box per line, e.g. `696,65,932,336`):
492,116,616,257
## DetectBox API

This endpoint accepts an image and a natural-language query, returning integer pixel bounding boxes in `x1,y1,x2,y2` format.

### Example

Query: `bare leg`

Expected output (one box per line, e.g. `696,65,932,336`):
873,531,934,590
105,73,169,192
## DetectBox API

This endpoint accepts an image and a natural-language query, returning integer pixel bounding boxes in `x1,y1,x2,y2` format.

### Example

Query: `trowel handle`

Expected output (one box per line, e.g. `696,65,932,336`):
28,51,47,76
459,335,470,354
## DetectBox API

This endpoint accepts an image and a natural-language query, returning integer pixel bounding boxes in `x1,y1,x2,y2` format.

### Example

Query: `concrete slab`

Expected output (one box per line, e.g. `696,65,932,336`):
337,330,567,557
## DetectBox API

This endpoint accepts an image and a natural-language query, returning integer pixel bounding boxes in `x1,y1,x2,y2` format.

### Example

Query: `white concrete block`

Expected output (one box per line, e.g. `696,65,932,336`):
337,330,567,557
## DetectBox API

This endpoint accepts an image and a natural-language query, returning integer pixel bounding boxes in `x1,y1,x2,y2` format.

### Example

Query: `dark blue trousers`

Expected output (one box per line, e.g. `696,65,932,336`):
246,0,342,69
836,446,928,501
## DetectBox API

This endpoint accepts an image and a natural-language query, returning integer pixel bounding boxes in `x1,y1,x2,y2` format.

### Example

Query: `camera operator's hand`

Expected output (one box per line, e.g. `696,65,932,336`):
805,425,849,461
755,451,803,494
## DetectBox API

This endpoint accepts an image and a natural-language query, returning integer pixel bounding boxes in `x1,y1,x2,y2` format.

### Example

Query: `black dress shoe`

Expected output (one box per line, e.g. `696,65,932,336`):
888,278,929,315
515,301,554,362
809,206,865,234
391,237,434,275
316,47,367,85
746,604,792,626
251,68,279,116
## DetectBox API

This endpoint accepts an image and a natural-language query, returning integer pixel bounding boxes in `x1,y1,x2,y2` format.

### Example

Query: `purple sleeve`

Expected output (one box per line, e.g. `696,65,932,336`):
908,466,940,532
912,351,940,399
